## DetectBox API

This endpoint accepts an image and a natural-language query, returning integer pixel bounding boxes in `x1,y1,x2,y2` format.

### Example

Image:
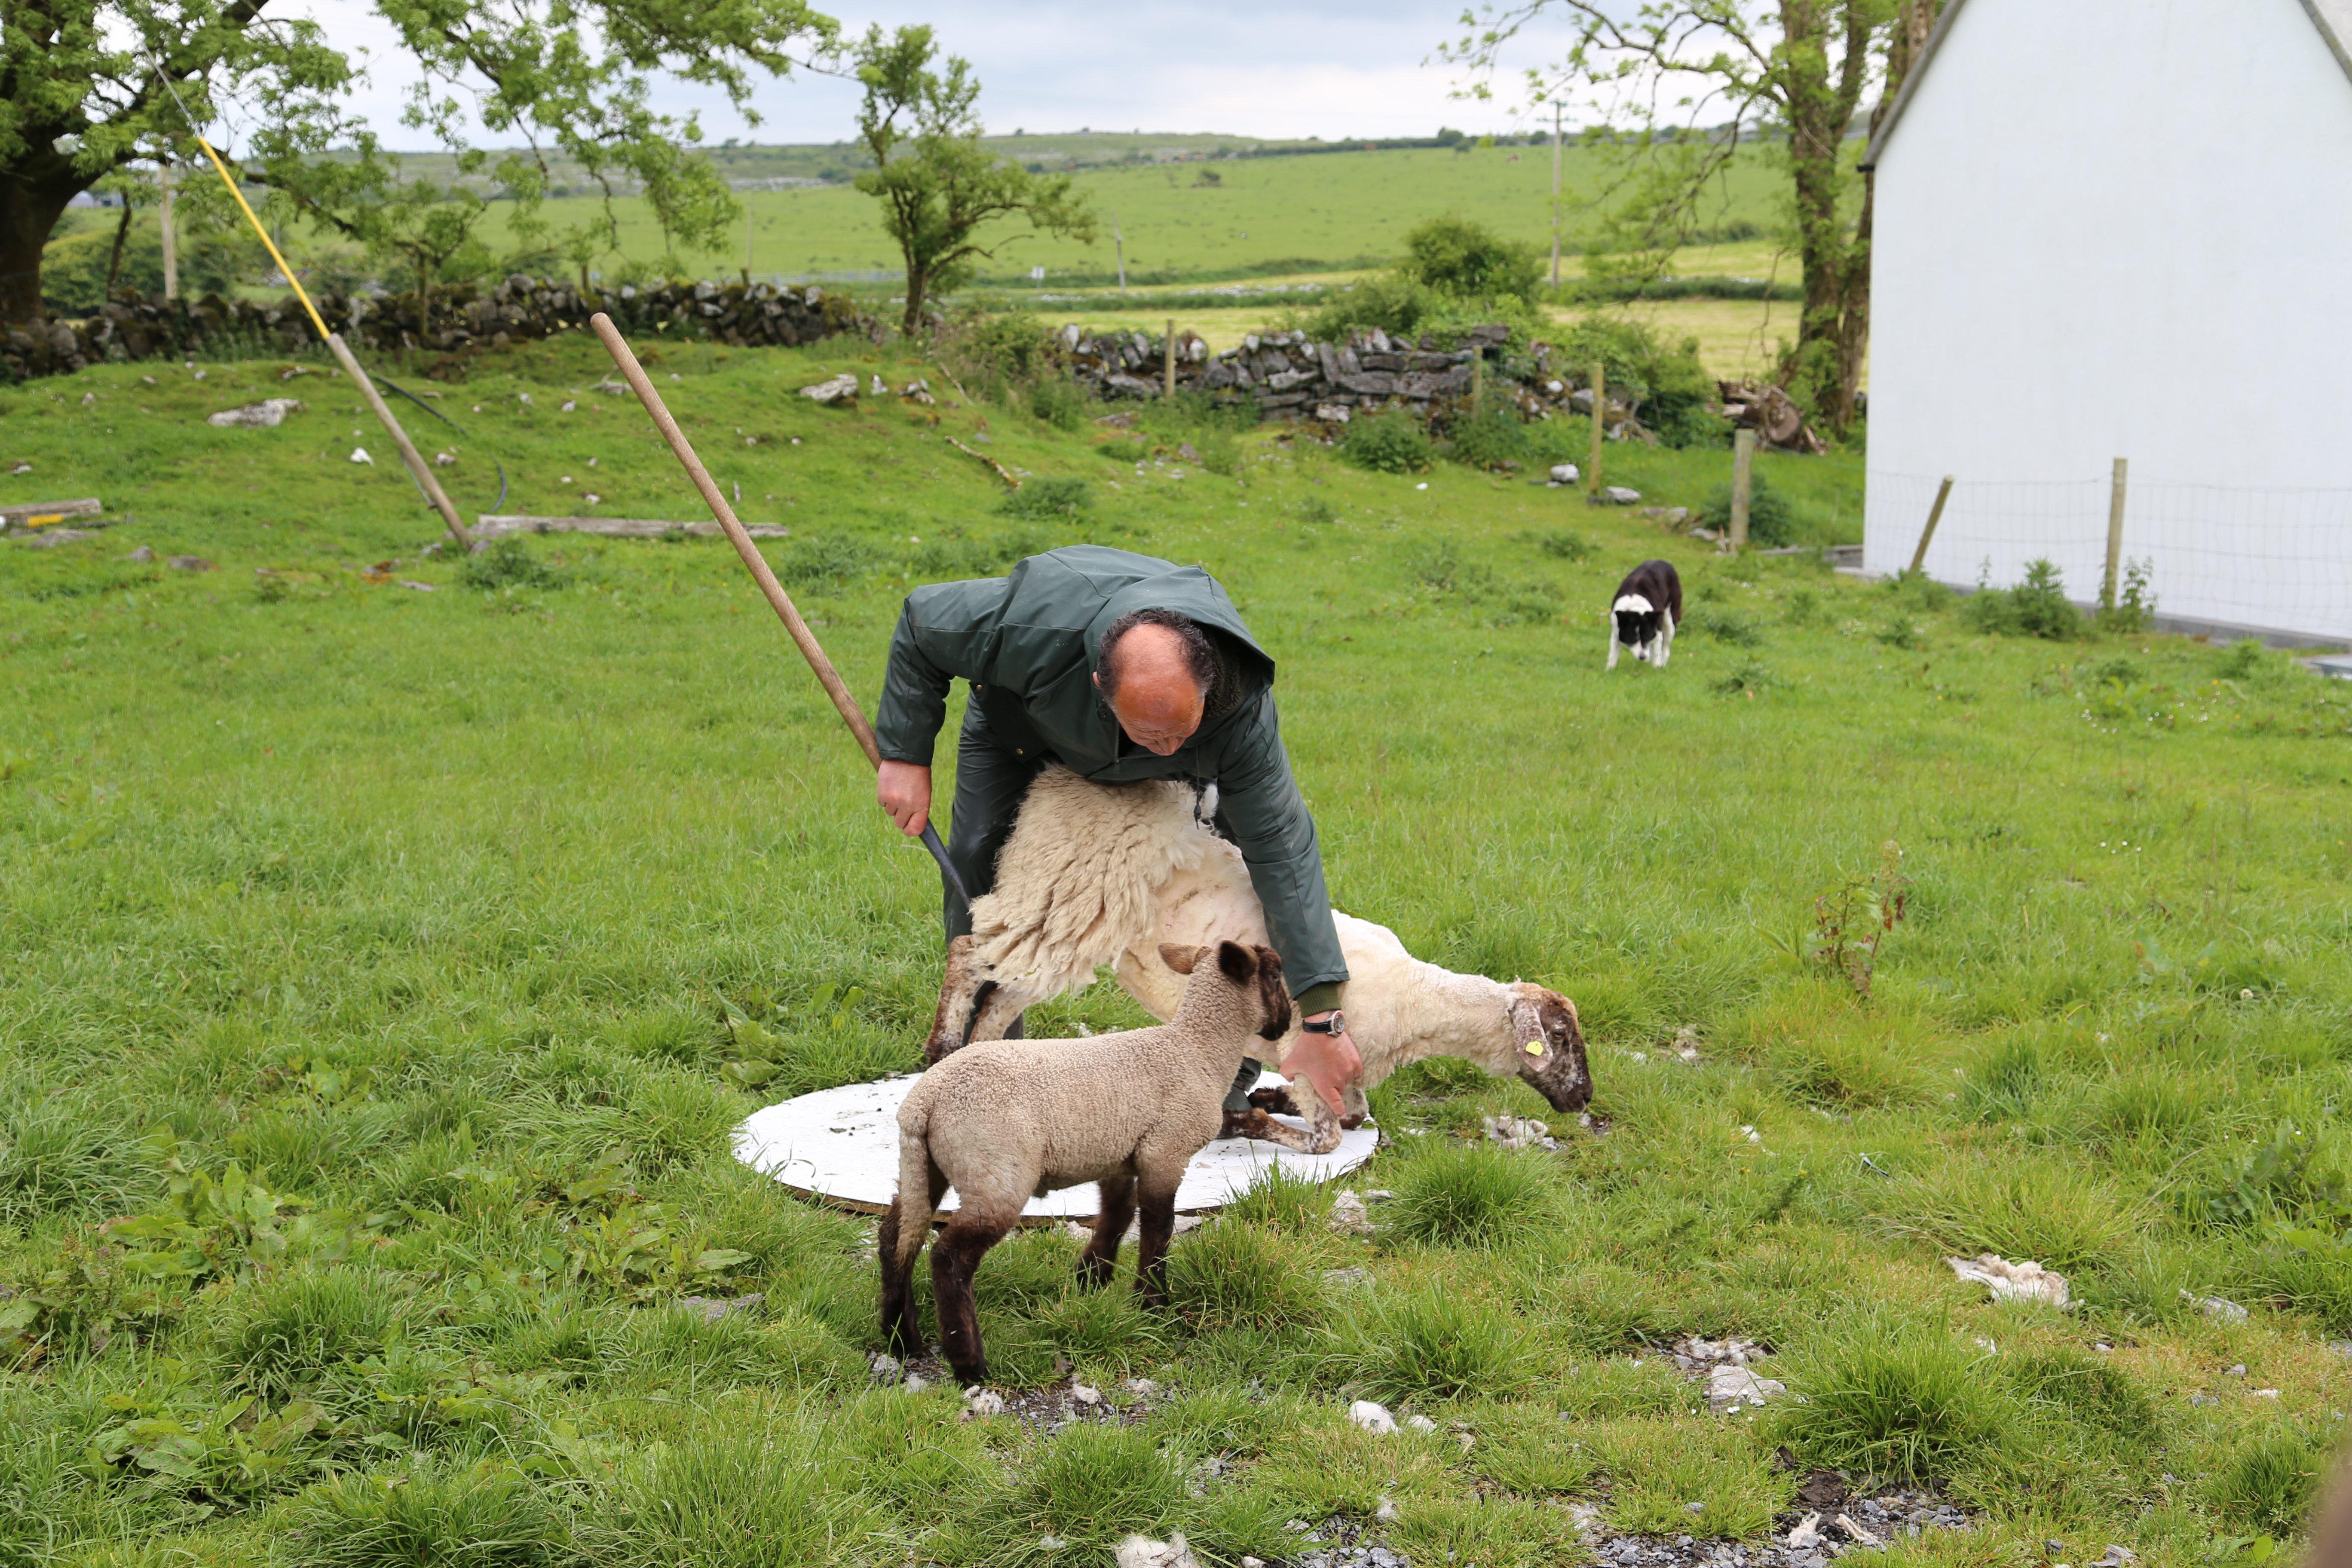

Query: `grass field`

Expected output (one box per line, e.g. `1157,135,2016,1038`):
3,330,2351,1568
466,141,1786,288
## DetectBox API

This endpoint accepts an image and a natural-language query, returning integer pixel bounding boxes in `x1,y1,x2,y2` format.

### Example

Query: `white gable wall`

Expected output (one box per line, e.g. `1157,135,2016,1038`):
1863,0,2352,639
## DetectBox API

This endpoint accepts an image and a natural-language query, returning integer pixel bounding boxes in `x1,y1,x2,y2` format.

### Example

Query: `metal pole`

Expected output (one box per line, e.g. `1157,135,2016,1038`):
1908,475,1954,575
589,312,968,900
1113,211,1127,294
1550,104,1563,289
1730,430,1756,551
2102,456,2128,611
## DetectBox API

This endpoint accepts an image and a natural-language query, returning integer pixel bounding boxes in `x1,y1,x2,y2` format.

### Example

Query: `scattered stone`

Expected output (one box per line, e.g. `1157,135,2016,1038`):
1348,1400,1397,1434
1363,1189,1394,1203
1547,463,1582,484
207,398,304,428
1642,505,1693,527
1483,1114,1550,1149
1374,1498,1399,1523
800,374,858,404
905,1372,930,1394
1070,1384,1102,1408
2092,1548,2134,1567
1323,1267,1375,1291
1328,1190,1374,1236
1115,1531,1201,1568
1788,1513,1823,1549
349,447,374,465
12,527,93,547
1946,1253,2069,1307
965,1387,1005,1417
1404,1413,1438,1433
2183,1291,2249,1324
1707,1364,1788,1412
168,555,215,572
80,392,95,405
678,1292,763,1322
2252,1388,2280,1399
2226,1364,2247,1378
1123,1378,1158,1396
125,545,154,562
1836,1513,1883,1546
1598,486,1642,504
398,580,436,591
1040,1536,1066,1550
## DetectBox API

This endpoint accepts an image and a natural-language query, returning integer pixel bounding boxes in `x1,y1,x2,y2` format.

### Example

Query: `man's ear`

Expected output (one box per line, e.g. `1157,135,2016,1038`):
1158,942,1205,974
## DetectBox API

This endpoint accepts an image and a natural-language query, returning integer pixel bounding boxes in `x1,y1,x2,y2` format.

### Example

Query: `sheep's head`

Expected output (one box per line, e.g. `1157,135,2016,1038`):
1158,940,1292,1041
1505,983,1591,1113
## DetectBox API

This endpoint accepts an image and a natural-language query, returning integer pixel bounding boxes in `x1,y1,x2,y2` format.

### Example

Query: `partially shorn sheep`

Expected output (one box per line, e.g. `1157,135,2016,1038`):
882,939,1293,1385
927,766,1593,1152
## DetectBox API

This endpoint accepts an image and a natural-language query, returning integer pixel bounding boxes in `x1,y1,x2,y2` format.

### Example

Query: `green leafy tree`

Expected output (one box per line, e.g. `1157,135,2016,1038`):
1444,0,1944,432
851,25,1096,335
0,0,839,327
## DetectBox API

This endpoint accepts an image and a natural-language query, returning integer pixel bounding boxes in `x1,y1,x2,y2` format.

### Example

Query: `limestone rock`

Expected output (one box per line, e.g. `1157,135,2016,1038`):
207,398,304,428
1348,1399,1396,1434
799,374,858,404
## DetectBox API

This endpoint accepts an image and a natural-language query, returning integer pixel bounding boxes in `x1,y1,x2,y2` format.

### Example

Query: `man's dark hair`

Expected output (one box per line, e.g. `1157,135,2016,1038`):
1098,609,1216,702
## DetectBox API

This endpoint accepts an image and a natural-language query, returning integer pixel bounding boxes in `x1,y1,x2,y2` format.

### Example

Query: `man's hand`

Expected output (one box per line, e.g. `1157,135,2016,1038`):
877,760,932,837
1285,1013,1362,1118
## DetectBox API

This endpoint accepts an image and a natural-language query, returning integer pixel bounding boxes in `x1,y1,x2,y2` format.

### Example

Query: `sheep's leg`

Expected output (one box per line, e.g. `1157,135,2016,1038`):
877,1164,949,1356
1130,1173,1183,1310
1249,1082,1371,1131
931,1201,1018,1387
925,935,988,1063
1078,1176,1135,1289
1220,1103,1344,1157
966,979,1037,1043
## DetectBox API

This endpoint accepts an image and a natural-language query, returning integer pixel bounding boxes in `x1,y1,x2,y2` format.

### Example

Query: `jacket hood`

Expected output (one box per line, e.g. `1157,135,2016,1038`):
1068,547,1276,690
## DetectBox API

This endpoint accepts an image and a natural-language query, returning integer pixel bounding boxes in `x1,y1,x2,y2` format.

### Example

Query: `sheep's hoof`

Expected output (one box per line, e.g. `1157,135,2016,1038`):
1075,1254,1117,1290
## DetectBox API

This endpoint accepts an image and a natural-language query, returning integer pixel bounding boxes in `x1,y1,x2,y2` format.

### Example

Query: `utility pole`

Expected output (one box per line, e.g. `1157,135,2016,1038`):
1113,210,1127,294
159,164,179,301
1550,103,1564,289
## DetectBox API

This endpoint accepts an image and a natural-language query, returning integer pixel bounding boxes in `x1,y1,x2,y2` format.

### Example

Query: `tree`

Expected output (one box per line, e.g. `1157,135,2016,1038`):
1399,215,1543,302
0,0,839,327
1444,0,1943,432
851,25,1095,335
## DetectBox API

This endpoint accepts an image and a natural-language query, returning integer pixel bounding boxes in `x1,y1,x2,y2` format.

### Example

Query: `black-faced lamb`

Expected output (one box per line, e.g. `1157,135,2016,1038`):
924,766,1592,1157
1608,558,1682,669
881,939,1292,1386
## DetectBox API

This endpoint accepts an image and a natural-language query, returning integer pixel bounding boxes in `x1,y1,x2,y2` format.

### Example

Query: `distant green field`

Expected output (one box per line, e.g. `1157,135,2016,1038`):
469,142,1785,289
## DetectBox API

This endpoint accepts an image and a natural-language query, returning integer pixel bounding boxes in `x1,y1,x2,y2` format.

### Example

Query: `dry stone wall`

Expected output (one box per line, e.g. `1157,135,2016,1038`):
3,276,877,384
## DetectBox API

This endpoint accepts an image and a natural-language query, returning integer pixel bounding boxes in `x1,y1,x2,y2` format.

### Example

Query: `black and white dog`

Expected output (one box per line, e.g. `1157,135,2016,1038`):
1606,559,1681,670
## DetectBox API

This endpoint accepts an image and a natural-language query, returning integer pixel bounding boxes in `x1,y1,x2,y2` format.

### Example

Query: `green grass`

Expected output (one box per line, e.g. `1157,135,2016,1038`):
3,325,2352,1565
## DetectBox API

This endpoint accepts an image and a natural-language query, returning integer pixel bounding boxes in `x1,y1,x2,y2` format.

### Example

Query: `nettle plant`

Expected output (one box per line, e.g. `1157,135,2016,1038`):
1806,840,1911,999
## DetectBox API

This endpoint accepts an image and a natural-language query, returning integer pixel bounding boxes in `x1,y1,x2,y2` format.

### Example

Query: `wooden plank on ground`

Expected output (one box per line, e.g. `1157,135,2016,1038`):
474,514,790,540
0,498,103,532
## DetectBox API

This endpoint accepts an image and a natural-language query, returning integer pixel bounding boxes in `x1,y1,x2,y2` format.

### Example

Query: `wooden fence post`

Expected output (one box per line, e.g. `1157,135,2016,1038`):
1164,318,1176,400
159,165,178,301
1730,430,1757,551
1471,349,1483,411
1586,362,1605,496
2101,456,2128,611
1909,475,1955,575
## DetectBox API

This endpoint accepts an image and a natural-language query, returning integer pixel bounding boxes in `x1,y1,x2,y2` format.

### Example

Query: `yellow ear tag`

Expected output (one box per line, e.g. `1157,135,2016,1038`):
1525,1041,1546,1056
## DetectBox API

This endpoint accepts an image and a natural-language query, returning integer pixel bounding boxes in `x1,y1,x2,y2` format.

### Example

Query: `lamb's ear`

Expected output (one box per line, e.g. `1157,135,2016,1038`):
1216,940,1258,984
1158,943,1206,975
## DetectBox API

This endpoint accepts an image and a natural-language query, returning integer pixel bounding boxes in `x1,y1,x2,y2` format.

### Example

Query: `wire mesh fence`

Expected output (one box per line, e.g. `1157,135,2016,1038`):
1863,469,2352,644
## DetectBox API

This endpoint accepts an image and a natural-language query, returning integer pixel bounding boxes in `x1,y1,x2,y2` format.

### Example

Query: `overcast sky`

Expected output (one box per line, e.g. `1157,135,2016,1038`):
274,0,1556,150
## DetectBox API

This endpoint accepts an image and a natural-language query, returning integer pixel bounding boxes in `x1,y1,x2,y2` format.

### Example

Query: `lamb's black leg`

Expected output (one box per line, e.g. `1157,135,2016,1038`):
1131,1175,1182,1310
1079,1176,1136,1289
932,1203,1016,1386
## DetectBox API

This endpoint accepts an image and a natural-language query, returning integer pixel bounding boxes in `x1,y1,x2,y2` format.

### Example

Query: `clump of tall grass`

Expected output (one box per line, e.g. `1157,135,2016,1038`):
1884,1158,2147,1274
217,1267,403,1399
285,1460,570,1568
1354,1285,1534,1402
2209,1430,2331,1534
1167,1219,1325,1332
601,1424,876,1568
1384,1142,1568,1249
0,1090,164,1224
1773,1324,2021,1481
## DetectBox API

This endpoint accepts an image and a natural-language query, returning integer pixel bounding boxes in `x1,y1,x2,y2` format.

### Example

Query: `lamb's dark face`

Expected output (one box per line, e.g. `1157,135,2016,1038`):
1614,594,1662,660
1506,984,1592,1114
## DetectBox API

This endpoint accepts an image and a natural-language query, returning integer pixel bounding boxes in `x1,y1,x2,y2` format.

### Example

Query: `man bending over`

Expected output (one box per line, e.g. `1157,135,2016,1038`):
873,544,1362,1123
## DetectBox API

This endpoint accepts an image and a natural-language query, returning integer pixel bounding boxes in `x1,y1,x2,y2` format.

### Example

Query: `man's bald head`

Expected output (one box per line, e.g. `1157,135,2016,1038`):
1095,610,1213,756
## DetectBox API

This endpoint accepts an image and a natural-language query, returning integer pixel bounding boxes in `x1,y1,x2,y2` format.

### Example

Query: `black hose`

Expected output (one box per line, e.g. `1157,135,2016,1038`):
368,372,509,516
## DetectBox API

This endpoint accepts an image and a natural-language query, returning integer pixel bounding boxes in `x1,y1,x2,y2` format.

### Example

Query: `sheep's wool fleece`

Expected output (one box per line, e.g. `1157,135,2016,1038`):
968,766,1213,995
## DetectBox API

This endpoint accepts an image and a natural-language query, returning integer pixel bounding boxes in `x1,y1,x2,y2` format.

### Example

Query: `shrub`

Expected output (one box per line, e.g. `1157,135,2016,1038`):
285,1461,568,1568
1696,471,1797,546
1709,658,1780,697
458,537,564,592
1029,375,1089,431
1963,559,2080,639
1552,315,1726,450
1444,401,1528,469
774,534,882,590
998,477,1091,521
1528,528,1596,562
1338,409,1435,475
1399,216,1544,303
1289,272,1437,341
1774,1326,2021,1481
1687,604,1764,646
1385,1143,1565,1249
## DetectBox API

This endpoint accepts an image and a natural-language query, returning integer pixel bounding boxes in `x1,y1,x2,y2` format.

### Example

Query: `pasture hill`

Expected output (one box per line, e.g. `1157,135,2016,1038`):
2,326,2352,1567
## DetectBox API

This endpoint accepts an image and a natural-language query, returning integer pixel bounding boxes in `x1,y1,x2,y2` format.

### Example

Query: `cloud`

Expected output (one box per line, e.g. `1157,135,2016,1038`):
271,0,1553,150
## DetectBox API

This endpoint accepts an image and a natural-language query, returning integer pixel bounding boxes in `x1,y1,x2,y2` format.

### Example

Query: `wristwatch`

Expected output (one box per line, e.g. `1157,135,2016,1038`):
1298,1011,1346,1036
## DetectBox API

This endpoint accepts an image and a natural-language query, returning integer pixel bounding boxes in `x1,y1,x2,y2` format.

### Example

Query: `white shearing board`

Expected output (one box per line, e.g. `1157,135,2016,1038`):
733,1071,1378,1221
